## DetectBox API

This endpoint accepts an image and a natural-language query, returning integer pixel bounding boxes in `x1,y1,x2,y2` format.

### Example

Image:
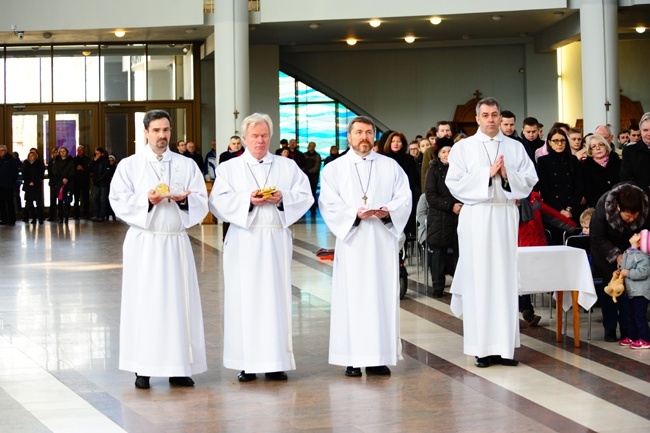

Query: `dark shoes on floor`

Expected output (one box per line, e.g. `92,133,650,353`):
345,366,362,377
366,365,391,375
265,371,288,381
135,374,150,389
475,356,519,368
238,371,257,382
238,370,287,381
522,309,541,326
169,376,194,387
604,329,618,342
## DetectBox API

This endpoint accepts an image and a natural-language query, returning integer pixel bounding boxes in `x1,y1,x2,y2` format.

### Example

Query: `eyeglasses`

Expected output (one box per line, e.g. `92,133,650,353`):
589,143,606,149
549,139,566,144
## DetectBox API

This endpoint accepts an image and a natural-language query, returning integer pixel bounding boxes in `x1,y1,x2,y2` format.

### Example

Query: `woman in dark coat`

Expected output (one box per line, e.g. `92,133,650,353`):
590,182,650,342
536,127,584,244
22,150,45,224
424,144,462,297
54,147,75,223
582,133,621,208
382,131,421,239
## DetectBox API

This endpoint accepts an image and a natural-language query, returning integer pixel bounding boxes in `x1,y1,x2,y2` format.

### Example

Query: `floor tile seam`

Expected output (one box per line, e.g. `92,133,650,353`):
400,299,650,420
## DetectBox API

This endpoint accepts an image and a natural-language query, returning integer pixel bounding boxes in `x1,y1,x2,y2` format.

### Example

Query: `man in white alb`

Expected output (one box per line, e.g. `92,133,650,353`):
319,116,411,377
109,109,209,389
209,113,313,382
445,97,538,368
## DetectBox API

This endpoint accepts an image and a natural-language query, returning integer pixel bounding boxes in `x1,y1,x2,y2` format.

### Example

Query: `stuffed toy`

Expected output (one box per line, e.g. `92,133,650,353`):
604,271,625,303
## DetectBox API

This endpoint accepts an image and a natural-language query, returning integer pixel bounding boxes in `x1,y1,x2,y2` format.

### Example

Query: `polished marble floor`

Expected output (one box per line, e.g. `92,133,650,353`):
1,215,649,433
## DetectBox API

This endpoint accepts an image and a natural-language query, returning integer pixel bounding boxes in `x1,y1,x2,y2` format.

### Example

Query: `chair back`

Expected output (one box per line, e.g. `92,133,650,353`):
565,235,602,285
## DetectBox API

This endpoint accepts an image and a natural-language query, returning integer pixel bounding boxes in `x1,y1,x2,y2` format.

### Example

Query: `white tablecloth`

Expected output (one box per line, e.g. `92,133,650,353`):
517,245,598,312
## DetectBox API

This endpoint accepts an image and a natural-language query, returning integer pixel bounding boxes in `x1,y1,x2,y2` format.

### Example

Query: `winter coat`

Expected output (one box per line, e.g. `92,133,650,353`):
582,152,621,208
22,159,45,201
621,248,650,300
537,150,584,220
620,140,650,196
52,156,75,191
425,159,460,248
590,182,650,278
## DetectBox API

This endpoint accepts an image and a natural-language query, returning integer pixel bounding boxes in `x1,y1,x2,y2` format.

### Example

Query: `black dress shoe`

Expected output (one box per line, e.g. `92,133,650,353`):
135,374,150,389
345,366,362,377
169,376,194,386
490,355,519,366
238,371,257,382
474,357,491,368
432,290,444,298
265,371,288,381
604,329,618,342
365,365,391,375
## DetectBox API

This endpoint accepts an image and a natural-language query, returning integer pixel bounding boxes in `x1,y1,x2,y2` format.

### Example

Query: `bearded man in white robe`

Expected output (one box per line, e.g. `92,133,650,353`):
445,97,537,368
319,116,411,377
109,109,209,389
209,113,313,382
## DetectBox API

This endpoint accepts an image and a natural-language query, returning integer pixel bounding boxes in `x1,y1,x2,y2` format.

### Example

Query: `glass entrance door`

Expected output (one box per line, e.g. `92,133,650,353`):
103,107,147,162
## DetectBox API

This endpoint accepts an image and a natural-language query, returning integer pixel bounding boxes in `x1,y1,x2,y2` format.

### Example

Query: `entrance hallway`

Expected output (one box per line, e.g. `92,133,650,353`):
1,217,649,433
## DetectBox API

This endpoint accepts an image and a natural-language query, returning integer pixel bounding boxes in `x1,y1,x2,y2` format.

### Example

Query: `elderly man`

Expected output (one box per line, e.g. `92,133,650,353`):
319,116,411,377
446,97,538,368
621,113,650,196
209,113,313,382
185,141,204,169
109,109,209,389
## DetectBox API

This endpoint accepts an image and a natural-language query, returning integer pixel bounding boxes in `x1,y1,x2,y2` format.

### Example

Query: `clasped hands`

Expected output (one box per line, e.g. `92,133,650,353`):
489,155,508,180
357,206,389,220
250,190,283,206
148,189,191,205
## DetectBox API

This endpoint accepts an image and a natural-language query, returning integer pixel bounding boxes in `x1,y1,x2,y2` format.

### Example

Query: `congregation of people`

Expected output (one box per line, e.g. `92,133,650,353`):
3,101,650,390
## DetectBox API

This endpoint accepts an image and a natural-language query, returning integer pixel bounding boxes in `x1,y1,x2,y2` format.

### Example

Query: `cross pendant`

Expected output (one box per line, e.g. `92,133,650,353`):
362,194,367,205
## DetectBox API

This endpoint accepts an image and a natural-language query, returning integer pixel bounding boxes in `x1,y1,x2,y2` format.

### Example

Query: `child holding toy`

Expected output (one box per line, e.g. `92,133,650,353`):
616,229,650,349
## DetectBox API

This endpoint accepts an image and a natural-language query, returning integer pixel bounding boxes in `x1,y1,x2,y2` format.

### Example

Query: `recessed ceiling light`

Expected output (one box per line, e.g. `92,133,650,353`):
309,23,320,29
430,17,442,25
492,15,503,21
186,28,196,34
346,37,357,46
42,32,52,39
554,11,565,18
369,19,381,28
636,26,646,34
114,30,125,38
82,50,92,56
404,35,415,43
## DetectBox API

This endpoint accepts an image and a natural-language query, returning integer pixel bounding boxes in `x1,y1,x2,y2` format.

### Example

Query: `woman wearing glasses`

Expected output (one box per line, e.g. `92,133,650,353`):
582,134,621,208
536,127,584,244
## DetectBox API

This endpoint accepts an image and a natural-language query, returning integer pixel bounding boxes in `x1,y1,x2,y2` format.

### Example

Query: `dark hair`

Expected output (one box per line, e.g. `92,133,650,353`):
522,117,539,127
501,110,516,120
143,109,172,130
96,147,105,154
546,127,575,174
279,138,288,145
231,135,241,141
425,127,437,138
616,185,644,213
618,129,629,136
550,121,571,132
437,120,451,127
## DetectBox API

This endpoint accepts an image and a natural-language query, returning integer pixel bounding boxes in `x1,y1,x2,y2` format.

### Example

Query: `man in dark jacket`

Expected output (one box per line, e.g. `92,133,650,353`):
89,148,110,221
0,145,18,225
73,145,91,219
620,112,650,196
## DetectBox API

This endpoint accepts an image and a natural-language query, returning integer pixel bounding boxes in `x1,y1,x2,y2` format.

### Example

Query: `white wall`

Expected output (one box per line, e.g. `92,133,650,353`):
0,0,203,30
279,44,558,140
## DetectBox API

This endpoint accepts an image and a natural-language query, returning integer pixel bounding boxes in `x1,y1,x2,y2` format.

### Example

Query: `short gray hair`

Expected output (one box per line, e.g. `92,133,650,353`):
241,113,273,138
640,112,650,128
475,97,501,116
0,144,7,151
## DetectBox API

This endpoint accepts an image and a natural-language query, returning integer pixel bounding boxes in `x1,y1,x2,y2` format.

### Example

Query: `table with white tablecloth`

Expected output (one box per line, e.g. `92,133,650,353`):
517,245,598,347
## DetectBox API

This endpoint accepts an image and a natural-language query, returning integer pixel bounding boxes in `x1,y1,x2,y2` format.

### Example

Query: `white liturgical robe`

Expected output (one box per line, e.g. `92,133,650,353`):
109,146,209,377
209,149,313,373
445,130,537,359
319,150,411,367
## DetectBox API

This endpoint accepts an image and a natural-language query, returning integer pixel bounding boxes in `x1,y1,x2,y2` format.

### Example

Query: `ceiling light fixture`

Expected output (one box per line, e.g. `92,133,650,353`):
369,19,381,28
309,23,320,29
346,37,357,46
186,28,196,34
554,11,565,18
636,26,646,34
492,15,503,21
42,32,52,39
430,17,442,25
82,50,92,56
114,30,125,37
404,35,415,43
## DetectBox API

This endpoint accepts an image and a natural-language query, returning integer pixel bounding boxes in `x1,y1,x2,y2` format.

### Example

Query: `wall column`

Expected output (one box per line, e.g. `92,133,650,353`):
579,0,619,135
215,0,249,154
